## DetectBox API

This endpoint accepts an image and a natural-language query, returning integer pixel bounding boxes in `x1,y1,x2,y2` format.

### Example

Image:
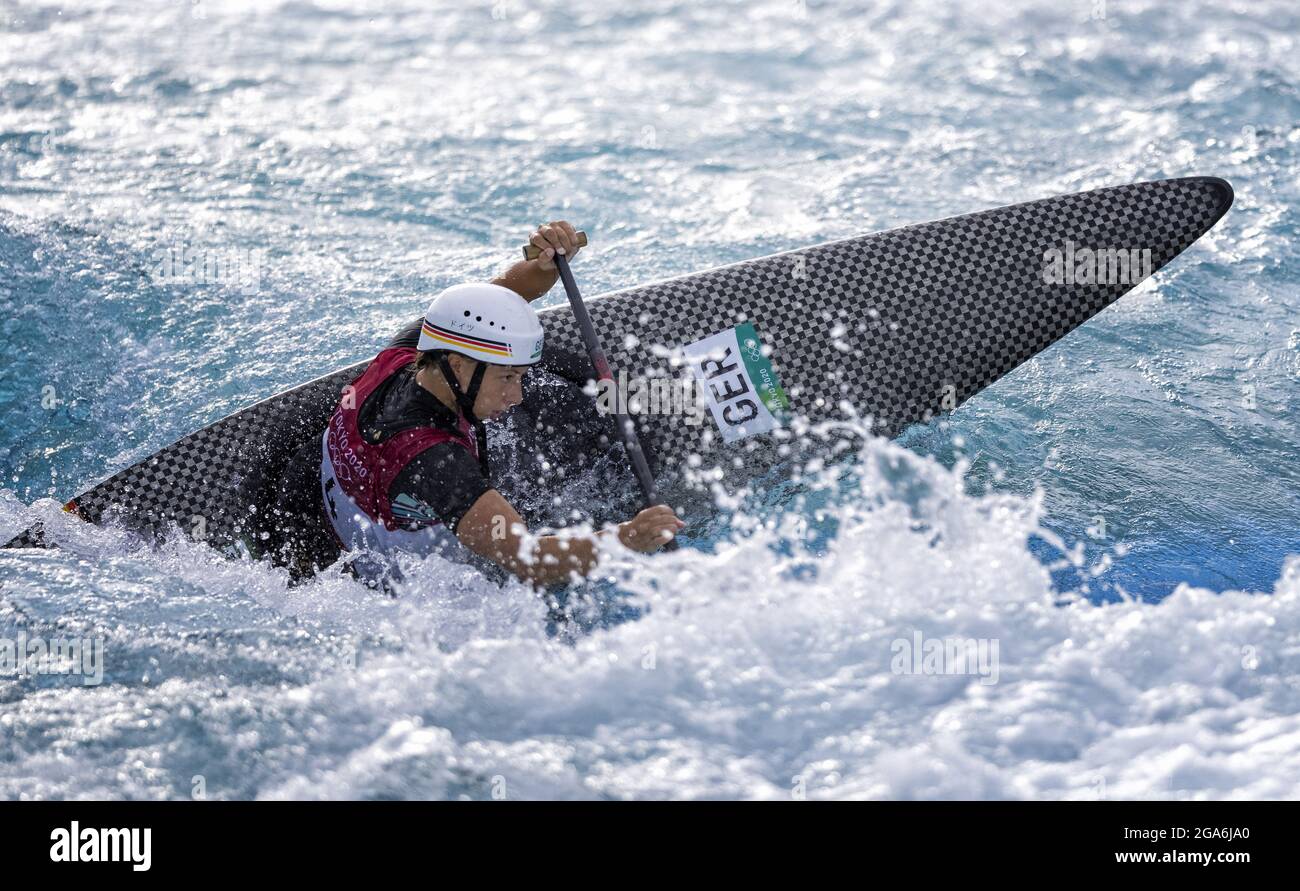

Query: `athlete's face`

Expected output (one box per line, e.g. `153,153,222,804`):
450,357,527,422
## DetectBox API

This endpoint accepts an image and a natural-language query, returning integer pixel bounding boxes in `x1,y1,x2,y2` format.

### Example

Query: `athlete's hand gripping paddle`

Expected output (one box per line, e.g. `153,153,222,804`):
523,232,678,551
523,231,588,262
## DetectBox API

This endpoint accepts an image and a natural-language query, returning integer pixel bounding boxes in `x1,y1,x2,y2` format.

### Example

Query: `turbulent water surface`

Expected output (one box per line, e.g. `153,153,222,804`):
1,0,1298,799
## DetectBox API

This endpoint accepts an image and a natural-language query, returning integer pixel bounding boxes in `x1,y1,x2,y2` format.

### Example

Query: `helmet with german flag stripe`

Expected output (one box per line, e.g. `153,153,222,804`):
417,282,544,366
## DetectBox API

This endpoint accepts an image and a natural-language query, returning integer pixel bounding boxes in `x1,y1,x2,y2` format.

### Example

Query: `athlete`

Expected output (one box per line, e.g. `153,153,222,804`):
269,221,683,588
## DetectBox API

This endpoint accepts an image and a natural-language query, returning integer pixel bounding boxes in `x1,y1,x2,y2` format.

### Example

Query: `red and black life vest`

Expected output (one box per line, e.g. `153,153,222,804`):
323,347,478,531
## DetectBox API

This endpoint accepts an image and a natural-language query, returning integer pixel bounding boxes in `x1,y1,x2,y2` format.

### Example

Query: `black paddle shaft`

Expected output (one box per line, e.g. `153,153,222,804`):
552,253,677,549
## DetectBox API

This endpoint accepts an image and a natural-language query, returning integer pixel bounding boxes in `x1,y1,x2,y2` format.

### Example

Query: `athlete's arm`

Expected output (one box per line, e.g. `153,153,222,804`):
455,489,682,587
491,220,583,302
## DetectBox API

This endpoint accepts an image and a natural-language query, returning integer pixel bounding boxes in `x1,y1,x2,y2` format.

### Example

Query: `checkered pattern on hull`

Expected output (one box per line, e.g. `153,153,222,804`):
541,176,1232,462
4,364,363,549
4,177,1231,550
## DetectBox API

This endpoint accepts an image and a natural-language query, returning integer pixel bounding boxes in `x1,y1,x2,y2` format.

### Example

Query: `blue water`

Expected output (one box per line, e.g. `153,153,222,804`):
1,0,1297,800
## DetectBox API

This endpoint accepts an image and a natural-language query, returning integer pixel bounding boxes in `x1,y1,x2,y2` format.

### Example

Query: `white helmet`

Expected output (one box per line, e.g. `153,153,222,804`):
417,282,544,366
